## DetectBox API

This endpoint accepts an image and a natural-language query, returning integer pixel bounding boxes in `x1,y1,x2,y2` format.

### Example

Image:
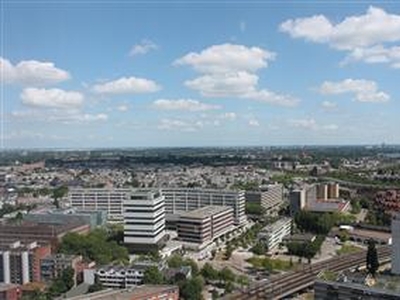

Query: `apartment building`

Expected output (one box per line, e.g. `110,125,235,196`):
69,188,130,221
257,218,292,251
177,206,234,244
392,213,400,275
40,254,83,284
162,188,246,225
0,241,51,285
124,189,165,248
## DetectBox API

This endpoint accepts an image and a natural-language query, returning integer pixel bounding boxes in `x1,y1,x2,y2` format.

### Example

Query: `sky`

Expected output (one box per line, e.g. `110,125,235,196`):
1,1,400,149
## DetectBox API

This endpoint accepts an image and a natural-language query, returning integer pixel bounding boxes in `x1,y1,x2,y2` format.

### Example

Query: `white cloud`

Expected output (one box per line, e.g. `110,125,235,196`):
248,119,260,127
185,72,258,97
92,76,161,94
0,57,70,85
21,88,84,109
11,109,108,124
153,99,221,111
129,39,158,56
117,104,129,112
289,118,338,131
157,119,200,132
176,43,299,107
319,79,390,103
174,43,276,73
321,100,337,110
289,118,318,130
219,112,237,121
280,6,400,68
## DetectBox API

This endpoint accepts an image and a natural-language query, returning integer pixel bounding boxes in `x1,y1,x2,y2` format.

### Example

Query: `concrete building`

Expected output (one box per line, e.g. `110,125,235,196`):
69,188,130,221
40,254,83,284
317,184,328,200
65,285,179,300
85,261,164,289
124,189,165,249
162,188,246,225
177,206,234,244
289,189,306,216
0,283,20,300
257,218,292,251
328,183,340,199
392,213,400,275
245,184,284,215
0,241,51,285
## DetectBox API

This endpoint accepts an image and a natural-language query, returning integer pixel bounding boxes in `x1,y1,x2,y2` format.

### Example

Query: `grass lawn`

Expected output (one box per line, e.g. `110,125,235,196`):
246,256,295,271
336,244,363,255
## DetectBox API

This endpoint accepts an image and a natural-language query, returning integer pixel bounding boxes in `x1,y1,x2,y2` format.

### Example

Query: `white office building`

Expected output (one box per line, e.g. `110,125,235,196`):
162,188,246,225
257,218,292,251
124,189,165,246
392,213,400,275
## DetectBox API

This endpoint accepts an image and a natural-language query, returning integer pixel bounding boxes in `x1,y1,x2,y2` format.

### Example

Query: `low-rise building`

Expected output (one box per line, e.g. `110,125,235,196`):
40,254,83,284
257,218,292,251
0,283,20,300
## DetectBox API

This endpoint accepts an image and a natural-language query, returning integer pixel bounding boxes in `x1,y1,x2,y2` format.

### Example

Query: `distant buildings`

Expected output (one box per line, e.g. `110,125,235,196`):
177,206,234,245
392,213,400,275
123,189,166,249
289,183,349,215
257,218,292,251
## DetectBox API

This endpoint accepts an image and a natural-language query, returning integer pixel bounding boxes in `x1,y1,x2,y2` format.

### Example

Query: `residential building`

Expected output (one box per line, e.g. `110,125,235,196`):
0,241,51,285
327,183,340,199
289,189,306,215
317,184,328,200
40,254,83,284
162,188,246,225
69,188,130,221
245,184,284,215
124,189,165,248
177,206,234,245
85,261,165,289
0,283,20,300
257,218,292,251
65,285,179,300
392,213,400,275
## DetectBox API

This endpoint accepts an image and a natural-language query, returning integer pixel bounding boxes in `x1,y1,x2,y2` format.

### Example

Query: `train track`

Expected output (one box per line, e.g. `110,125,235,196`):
226,246,391,300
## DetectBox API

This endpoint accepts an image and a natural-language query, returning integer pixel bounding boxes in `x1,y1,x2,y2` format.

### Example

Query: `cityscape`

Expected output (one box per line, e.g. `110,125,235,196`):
1,1,400,300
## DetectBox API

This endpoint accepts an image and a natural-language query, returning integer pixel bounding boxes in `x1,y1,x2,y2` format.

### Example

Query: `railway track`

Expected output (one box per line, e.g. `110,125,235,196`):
227,246,391,300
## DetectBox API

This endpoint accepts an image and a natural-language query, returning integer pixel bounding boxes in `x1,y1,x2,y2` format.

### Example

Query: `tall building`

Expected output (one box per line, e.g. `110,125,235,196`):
124,189,165,248
317,184,328,200
0,241,51,285
69,188,130,221
327,183,340,199
289,189,306,216
245,184,284,215
392,213,400,275
177,206,233,245
162,188,246,225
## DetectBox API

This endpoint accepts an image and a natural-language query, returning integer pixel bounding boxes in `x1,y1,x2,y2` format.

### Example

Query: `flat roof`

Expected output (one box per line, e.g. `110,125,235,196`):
178,205,232,219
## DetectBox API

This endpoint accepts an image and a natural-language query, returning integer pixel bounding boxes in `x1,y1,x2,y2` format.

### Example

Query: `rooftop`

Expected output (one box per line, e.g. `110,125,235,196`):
178,205,233,219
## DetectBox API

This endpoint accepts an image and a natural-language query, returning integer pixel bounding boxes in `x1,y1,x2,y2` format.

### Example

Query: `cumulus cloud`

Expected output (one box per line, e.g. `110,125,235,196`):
157,119,201,132
92,76,161,94
153,99,221,111
21,88,84,109
1,57,70,85
117,104,129,112
219,112,237,121
319,79,390,103
129,39,158,56
11,109,108,124
174,43,276,73
280,6,400,68
176,43,299,107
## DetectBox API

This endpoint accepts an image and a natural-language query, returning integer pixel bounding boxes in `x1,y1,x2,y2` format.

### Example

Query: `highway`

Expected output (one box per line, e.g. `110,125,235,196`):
226,245,391,300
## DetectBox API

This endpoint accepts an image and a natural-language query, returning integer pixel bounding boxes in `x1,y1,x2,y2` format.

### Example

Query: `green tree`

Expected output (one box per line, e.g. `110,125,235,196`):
251,242,266,255
180,276,204,300
143,266,164,284
201,263,219,282
366,239,379,277
219,267,235,283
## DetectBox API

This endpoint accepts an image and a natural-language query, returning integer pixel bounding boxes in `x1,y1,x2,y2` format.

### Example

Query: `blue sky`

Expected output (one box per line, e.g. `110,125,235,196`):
1,1,400,148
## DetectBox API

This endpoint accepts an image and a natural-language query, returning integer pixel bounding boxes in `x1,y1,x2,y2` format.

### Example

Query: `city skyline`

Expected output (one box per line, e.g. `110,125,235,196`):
1,1,400,149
